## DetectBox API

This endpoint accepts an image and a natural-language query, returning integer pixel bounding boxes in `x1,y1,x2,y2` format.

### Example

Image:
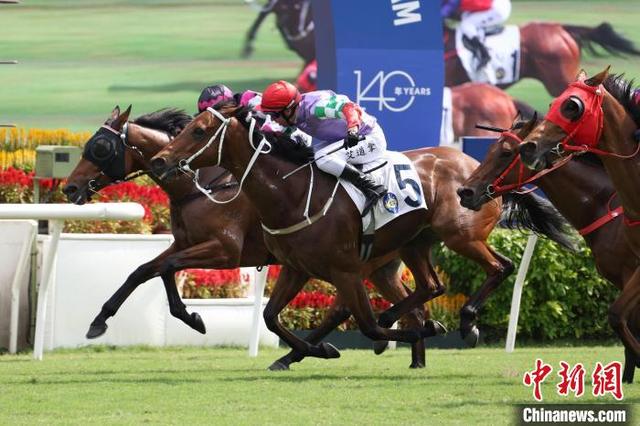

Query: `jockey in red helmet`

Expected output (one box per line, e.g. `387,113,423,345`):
257,80,387,215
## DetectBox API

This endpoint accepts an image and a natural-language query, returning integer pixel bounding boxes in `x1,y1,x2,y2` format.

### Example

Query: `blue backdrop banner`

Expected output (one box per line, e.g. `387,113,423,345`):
312,0,444,151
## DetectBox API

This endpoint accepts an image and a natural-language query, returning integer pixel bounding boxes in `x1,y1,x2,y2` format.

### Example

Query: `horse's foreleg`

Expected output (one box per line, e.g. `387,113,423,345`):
609,268,640,360
161,272,206,334
268,296,351,371
449,241,514,347
86,244,177,339
368,259,427,369
242,9,271,58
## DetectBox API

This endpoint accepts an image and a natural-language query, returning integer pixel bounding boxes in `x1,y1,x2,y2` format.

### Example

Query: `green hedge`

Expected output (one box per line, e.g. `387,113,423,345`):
434,230,618,342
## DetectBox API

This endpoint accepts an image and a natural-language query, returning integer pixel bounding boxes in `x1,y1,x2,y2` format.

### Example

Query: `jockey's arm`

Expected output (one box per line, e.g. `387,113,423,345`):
441,0,461,18
311,94,363,132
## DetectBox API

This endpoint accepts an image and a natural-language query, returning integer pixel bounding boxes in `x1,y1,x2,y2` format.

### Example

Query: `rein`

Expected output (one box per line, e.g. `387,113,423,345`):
487,131,573,197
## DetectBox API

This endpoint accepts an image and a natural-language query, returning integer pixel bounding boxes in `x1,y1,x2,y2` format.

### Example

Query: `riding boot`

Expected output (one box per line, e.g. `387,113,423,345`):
340,164,387,216
463,35,491,71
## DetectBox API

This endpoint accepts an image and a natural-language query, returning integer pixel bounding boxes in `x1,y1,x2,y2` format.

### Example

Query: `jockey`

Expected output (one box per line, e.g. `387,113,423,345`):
197,84,235,113
441,0,512,71
257,80,387,215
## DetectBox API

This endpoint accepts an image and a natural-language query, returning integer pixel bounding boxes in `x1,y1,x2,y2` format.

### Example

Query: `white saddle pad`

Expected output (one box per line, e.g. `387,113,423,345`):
340,151,428,231
455,25,521,85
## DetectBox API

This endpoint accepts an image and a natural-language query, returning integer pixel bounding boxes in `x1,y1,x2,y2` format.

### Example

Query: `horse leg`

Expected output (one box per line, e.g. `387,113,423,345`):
330,270,422,345
264,265,340,371
161,272,206,334
268,296,351,371
242,8,271,58
376,245,446,338
609,268,640,360
86,245,177,339
447,240,514,347
369,259,427,369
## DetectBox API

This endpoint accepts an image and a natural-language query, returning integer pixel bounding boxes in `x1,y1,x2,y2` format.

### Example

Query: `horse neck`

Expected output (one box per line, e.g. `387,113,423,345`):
221,126,321,229
594,100,640,219
127,123,206,202
536,159,615,234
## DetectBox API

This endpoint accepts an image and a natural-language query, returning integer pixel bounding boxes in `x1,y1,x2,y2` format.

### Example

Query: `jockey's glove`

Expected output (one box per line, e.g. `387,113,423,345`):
344,130,364,150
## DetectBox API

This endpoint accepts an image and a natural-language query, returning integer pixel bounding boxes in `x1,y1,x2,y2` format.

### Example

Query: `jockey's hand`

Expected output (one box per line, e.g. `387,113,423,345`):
344,128,363,150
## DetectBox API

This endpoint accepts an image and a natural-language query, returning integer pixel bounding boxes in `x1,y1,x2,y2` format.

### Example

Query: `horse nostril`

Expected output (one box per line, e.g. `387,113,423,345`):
519,142,536,158
150,157,168,176
62,184,78,196
457,187,474,200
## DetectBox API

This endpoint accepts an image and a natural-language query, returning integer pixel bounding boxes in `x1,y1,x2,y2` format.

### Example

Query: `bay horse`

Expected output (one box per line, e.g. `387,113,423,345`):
518,69,640,371
242,0,314,64
445,22,640,96
148,102,572,364
457,114,640,383
62,106,431,369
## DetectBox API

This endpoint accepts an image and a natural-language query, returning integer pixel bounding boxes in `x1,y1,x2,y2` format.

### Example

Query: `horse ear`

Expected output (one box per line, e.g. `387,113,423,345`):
111,105,132,131
520,111,538,136
576,69,588,82
110,105,121,121
586,65,611,86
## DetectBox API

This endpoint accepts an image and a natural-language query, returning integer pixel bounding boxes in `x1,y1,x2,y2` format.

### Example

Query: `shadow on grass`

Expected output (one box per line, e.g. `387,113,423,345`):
108,78,286,94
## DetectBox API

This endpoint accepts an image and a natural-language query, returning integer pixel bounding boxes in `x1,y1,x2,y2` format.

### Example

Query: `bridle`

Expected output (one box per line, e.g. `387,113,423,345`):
177,107,272,205
83,121,146,194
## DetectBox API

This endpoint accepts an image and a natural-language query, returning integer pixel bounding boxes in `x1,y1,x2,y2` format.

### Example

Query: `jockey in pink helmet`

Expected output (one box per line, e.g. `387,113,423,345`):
257,80,387,215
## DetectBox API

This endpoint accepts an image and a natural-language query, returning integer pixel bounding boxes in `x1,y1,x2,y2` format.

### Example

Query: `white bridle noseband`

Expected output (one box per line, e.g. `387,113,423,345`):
179,107,272,204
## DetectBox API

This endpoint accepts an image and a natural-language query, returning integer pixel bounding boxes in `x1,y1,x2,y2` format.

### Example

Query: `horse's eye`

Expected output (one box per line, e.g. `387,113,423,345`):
90,138,113,160
560,96,585,122
193,127,206,140
499,150,513,159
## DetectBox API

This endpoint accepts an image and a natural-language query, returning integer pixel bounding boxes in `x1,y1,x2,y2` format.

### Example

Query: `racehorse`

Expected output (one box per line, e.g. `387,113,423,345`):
518,69,640,372
444,22,640,95
242,0,314,64
149,102,572,363
457,114,640,383
62,106,430,369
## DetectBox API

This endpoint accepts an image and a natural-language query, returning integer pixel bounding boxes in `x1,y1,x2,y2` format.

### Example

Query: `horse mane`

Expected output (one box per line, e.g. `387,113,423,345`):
133,108,192,137
598,74,640,127
223,104,315,165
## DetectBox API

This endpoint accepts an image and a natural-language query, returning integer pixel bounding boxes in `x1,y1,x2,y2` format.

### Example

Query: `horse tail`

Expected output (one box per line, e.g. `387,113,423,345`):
563,22,640,57
500,192,576,251
512,99,538,121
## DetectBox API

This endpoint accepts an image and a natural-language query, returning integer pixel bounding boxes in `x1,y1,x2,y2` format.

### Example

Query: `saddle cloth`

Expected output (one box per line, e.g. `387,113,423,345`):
455,25,521,85
339,151,427,231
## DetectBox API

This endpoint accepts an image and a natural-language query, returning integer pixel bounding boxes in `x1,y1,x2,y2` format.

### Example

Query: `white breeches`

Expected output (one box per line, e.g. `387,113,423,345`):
459,0,512,40
314,125,387,176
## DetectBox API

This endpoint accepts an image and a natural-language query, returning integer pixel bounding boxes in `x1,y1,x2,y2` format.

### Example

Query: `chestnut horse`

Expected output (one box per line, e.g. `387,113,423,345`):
519,69,640,369
458,115,640,383
149,103,572,364
63,106,431,369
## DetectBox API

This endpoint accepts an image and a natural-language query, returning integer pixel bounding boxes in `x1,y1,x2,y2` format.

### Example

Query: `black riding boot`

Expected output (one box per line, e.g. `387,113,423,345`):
463,35,491,71
340,164,387,216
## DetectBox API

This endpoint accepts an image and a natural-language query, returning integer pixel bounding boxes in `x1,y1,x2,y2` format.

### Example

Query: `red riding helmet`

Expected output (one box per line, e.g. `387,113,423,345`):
257,80,302,113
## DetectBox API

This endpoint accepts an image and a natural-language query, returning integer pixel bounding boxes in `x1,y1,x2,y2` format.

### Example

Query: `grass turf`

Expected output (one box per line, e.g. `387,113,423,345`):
1,1,640,130
0,345,637,425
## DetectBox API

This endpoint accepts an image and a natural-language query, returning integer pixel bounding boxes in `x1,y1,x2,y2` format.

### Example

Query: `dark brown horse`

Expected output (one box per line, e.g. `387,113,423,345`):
242,0,314,64
519,69,640,371
63,106,433,369
445,22,640,96
148,102,572,363
458,114,640,383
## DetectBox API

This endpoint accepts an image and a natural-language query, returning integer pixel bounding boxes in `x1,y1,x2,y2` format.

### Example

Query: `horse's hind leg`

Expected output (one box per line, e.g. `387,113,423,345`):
86,244,177,339
268,296,351,371
446,239,514,347
369,259,427,368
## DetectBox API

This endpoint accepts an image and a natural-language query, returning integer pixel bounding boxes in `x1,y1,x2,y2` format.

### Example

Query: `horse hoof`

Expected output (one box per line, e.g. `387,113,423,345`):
86,322,107,339
190,312,206,334
409,361,425,369
268,360,290,371
373,340,389,355
320,342,341,359
462,326,480,348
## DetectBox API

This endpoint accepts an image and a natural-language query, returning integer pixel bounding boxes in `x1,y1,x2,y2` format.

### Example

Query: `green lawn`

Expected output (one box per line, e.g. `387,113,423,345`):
1,1,640,131
0,346,637,425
